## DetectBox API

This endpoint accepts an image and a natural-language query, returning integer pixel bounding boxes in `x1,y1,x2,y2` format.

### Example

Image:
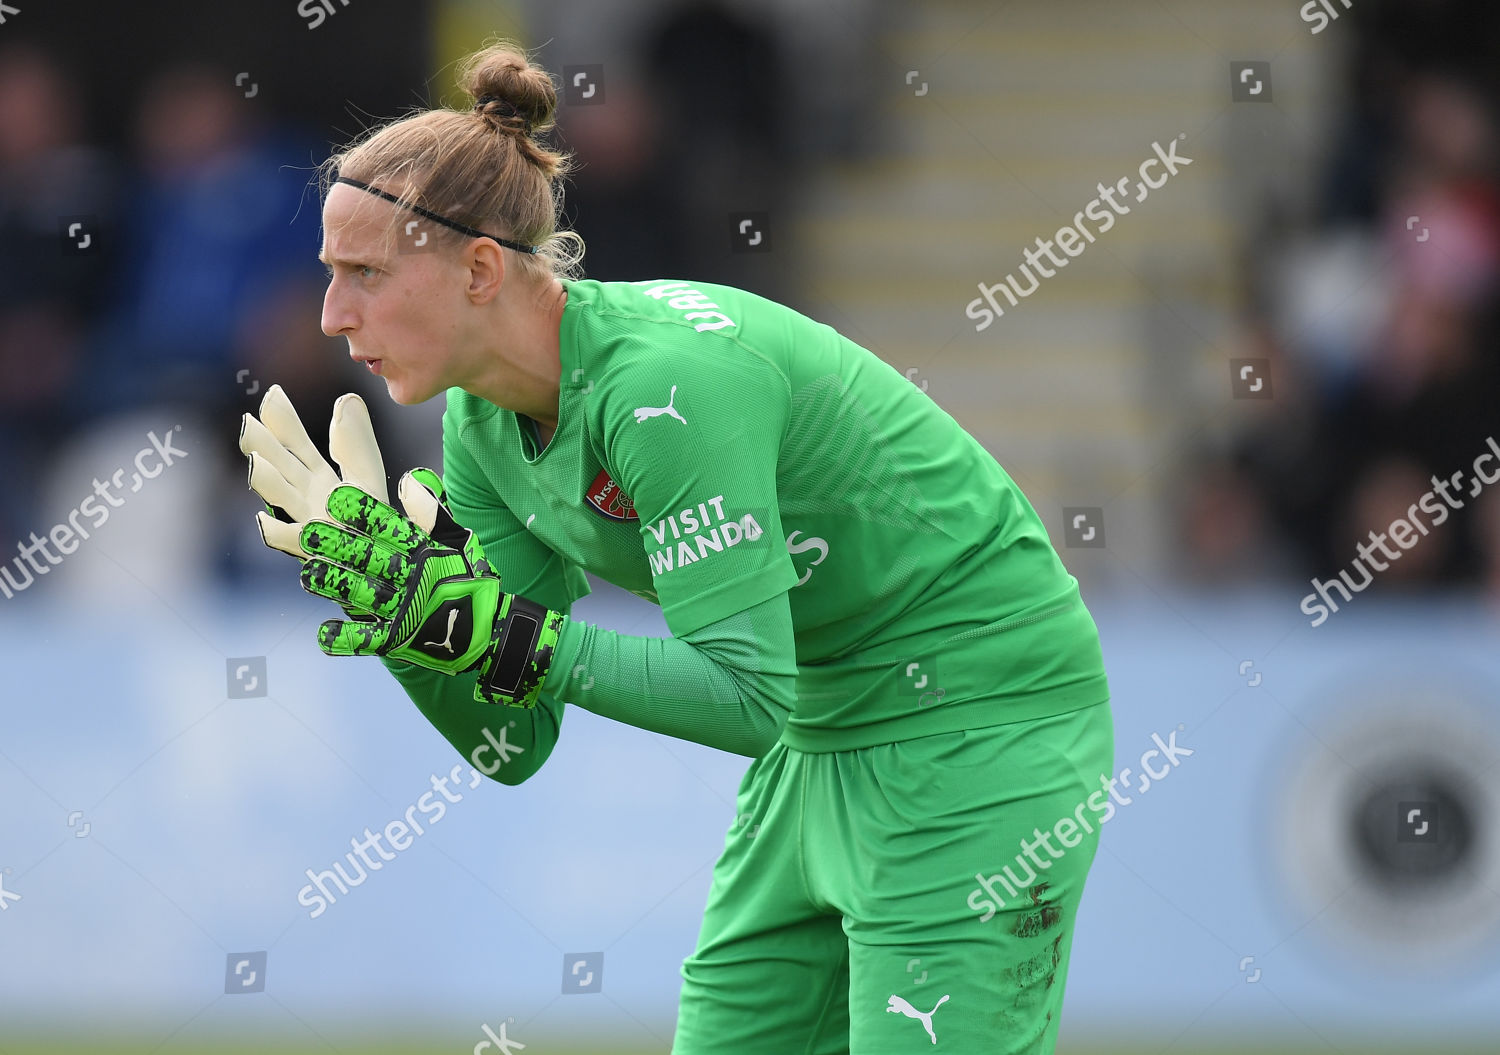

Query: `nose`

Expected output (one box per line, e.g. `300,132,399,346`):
321,278,356,337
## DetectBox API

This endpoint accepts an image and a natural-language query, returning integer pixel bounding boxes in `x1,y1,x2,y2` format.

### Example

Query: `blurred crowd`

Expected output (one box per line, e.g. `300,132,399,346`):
1180,0,1500,595
0,41,384,587
12,0,1494,602
0,1,831,593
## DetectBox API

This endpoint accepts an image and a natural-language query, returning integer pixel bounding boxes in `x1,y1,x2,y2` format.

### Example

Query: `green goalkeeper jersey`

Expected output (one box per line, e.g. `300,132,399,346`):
415,278,1108,755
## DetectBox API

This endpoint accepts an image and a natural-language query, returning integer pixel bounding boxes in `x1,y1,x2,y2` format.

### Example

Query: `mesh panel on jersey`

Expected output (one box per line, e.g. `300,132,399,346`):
781,373,947,536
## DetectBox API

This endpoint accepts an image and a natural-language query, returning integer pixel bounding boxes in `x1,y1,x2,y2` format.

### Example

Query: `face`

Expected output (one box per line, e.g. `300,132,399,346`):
319,183,469,405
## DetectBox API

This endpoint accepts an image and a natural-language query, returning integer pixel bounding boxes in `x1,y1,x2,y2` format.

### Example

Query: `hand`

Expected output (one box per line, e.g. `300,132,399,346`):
239,384,387,559
298,467,568,708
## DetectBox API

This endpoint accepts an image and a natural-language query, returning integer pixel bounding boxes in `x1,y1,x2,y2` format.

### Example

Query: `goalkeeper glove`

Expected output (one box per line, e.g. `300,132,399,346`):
298,467,568,709
239,383,387,559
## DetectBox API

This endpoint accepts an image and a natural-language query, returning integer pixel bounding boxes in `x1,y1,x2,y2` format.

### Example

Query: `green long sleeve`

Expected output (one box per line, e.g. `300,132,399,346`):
541,589,799,758
379,587,798,784
378,656,564,785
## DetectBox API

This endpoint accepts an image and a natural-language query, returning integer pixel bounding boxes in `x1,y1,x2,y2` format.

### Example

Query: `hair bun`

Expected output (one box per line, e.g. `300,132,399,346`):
474,95,533,135
460,42,558,138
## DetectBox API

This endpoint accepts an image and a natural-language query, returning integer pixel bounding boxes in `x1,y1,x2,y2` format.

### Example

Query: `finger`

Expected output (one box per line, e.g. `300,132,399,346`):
316,615,392,657
401,467,475,549
397,469,441,534
255,510,308,559
238,410,283,463
407,467,446,505
239,411,321,505
246,451,315,521
259,384,334,475
258,386,343,514
299,519,409,596
329,394,389,503
300,556,399,616
326,484,432,555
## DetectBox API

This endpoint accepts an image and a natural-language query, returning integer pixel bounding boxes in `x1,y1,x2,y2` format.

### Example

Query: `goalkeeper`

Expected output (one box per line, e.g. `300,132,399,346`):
243,40,1114,1055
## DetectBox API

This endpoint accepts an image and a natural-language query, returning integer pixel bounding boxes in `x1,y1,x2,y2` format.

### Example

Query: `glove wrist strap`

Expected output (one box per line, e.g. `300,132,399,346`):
476,595,567,707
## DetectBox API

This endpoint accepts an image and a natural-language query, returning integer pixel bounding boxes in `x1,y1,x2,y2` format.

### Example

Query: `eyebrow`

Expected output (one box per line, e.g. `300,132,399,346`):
317,250,366,267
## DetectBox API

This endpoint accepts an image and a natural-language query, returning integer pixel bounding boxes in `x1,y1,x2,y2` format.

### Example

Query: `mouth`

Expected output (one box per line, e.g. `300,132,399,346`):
351,354,383,375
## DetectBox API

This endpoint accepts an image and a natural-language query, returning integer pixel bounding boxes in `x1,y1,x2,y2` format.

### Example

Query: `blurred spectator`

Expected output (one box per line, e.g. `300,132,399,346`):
637,0,794,299
1186,29,1500,593
554,1,795,296
0,53,415,591
60,60,388,588
556,82,676,281
80,62,326,421
0,43,121,546
1318,75,1499,582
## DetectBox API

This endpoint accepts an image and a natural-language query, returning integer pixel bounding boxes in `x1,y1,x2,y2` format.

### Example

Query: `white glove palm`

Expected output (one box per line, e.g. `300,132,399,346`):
239,384,389,559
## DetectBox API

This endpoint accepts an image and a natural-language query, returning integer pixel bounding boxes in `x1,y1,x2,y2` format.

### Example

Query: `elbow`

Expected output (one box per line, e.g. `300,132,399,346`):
744,727,783,758
486,765,537,787
476,738,554,786
737,717,781,758
472,694,563,785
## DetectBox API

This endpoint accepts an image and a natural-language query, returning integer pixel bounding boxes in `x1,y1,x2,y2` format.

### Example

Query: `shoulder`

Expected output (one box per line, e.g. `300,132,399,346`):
568,278,792,348
572,279,792,386
585,331,791,431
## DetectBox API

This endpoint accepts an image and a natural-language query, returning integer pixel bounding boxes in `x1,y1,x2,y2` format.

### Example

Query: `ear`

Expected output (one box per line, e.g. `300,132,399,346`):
465,236,507,306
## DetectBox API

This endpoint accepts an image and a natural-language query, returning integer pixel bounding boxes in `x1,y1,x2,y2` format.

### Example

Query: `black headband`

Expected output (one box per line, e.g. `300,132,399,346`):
331,174,540,255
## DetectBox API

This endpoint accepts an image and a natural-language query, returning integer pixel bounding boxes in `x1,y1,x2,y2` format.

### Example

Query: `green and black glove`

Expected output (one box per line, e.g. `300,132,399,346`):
298,467,568,708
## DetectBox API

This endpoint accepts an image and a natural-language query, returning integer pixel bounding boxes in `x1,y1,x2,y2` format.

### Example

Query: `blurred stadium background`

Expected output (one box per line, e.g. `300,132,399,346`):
4,0,1500,1051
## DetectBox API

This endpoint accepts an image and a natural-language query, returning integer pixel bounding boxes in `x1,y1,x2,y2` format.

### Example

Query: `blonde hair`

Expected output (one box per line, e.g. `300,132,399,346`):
317,39,584,282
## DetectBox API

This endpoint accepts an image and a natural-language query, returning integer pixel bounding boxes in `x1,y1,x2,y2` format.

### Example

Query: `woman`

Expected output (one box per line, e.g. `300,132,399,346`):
244,40,1113,1054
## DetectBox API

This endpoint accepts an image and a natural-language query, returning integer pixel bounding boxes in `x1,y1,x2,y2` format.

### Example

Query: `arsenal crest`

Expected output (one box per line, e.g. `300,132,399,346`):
585,468,637,521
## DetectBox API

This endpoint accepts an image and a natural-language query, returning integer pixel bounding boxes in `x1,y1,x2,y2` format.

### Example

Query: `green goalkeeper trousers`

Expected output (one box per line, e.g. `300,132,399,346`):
671,699,1114,1054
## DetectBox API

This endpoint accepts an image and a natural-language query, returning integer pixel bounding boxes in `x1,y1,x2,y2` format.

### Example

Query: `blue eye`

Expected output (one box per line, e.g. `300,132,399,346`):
324,264,377,280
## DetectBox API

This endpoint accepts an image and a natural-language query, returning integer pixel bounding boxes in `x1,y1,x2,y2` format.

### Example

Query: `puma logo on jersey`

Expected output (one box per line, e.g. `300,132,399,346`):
634,385,687,425
630,280,737,332
585,468,638,521
886,994,950,1045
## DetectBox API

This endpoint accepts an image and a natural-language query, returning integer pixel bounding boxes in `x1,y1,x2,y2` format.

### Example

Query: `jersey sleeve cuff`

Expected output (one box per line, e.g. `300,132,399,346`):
661,558,801,638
